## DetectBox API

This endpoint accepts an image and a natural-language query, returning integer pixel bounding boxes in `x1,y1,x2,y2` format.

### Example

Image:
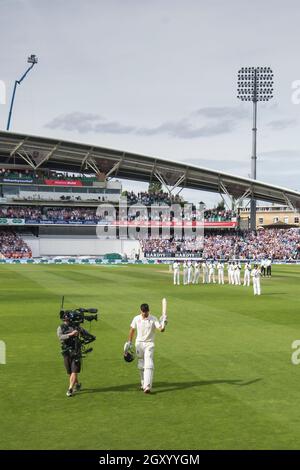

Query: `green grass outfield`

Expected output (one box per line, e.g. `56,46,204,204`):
0,263,300,450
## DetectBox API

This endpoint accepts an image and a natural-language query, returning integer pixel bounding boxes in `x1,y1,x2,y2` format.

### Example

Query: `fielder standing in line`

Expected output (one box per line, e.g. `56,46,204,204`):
234,261,242,286
187,260,193,285
227,262,233,284
124,301,167,393
217,261,224,285
229,262,235,285
243,261,251,287
192,261,200,284
173,261,180,285
183,261,188,285
251,264,261,296
233,262,237,285
202,261,208,284
208,261,216,284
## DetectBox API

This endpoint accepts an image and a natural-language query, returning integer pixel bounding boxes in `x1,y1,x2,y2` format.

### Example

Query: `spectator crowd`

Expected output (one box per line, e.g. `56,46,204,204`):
0,226,298,260
0,230,32,258
0,205,236,223
0,206,105,222
124,190,183,206
142,228,300,260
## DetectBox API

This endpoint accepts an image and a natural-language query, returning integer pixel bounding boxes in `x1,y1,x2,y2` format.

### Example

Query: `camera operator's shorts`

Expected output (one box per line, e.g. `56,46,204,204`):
63,354,81,374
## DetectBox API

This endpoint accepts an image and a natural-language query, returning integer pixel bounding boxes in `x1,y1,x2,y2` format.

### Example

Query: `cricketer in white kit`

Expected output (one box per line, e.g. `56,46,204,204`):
217,261,224,285
229,262,235,285
124,302,167,393
243,262,251,287
173,261,180,285
192,261,200,284
208,261,216,284
183,261,188,285
187,260,193,284
234,262,241,286
202,261,208,284
227,262,232,284
251,264,261,296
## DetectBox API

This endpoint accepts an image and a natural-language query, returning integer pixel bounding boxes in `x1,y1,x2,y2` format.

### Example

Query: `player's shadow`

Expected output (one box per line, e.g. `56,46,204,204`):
262,293,287,296
142,378,262,394
80,378,262,395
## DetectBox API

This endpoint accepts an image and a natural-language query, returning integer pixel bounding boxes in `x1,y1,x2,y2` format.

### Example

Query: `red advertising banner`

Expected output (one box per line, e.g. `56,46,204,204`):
44,179,83,187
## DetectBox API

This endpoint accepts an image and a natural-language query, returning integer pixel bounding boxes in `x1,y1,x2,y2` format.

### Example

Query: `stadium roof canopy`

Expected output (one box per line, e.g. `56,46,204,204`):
0,130,299,209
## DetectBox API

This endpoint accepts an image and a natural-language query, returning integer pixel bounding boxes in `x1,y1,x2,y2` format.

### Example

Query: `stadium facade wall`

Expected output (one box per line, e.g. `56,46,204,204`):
22,235,141,257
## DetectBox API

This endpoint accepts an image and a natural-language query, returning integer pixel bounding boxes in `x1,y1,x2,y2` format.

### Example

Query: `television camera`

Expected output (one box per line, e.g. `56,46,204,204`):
59,297,98,359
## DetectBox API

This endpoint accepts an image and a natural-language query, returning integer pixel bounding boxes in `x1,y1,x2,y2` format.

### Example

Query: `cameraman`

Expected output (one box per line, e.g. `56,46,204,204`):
57,313,84,397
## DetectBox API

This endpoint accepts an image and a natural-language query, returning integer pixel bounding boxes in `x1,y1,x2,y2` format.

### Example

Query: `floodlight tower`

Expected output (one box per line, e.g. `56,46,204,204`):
6,54,38,131
237,66,274,230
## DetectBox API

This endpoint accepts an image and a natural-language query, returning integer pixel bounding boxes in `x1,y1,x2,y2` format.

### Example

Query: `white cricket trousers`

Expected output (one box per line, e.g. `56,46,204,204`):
136,341,155,390
173,270,180,285
208,271,215,283
193,270,200,284
187,268,192,284
253,278,261,295
218,270,224,284
183,269,188,285
244,271,250,287
234,271,241,285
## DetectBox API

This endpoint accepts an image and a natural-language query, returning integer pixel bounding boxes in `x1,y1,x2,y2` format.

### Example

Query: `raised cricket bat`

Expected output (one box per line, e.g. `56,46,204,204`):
162,298,167,316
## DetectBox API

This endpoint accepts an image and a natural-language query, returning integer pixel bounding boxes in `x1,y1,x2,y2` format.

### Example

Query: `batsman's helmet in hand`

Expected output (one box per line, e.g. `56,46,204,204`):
124,350,135,362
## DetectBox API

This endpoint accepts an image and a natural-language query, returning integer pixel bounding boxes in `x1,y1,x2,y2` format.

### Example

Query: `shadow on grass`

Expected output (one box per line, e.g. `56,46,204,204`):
80,378,262,395
262,293,288,296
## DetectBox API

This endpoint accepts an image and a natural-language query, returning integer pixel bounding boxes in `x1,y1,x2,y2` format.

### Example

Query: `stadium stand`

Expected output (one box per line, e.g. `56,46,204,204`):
0,168,97,185
0,168,122,204
0,229,32,258
0,132,299,260
141,228,300,260
0,205,236,223
123,190,183,206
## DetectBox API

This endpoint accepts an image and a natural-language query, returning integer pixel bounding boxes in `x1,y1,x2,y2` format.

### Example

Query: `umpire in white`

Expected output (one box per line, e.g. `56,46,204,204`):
124,303,167,394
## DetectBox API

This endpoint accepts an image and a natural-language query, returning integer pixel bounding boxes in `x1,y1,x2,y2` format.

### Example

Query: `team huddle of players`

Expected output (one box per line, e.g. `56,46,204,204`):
172,259,272,296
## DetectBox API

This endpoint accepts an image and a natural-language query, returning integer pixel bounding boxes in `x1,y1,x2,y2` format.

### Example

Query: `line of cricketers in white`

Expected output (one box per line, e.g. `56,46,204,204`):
172,261,264,296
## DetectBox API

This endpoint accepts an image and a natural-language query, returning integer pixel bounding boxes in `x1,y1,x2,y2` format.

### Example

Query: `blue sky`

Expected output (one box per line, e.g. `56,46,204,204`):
1,0,300,206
